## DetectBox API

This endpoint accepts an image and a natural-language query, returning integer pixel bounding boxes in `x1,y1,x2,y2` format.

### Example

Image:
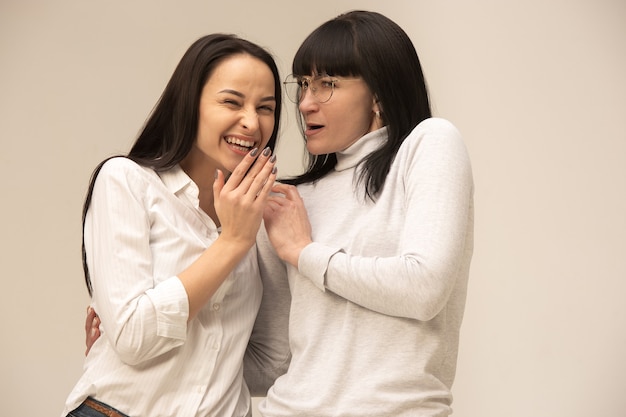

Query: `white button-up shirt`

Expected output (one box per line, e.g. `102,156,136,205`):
62,158,262,417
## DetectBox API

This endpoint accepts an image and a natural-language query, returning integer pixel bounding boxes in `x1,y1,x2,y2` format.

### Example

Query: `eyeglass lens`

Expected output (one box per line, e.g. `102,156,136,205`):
284,75,334,103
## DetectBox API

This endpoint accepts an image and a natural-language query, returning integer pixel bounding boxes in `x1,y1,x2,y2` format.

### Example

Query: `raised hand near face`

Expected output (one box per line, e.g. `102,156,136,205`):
263,183,313,267
214,147,278,248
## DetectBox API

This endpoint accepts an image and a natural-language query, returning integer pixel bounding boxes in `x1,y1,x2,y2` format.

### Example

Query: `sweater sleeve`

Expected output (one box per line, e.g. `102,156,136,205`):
299,119,474,321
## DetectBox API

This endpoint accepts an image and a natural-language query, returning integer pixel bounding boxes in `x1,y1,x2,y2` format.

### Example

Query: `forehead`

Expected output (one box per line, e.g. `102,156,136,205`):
207,54,275,90
299,73,332,80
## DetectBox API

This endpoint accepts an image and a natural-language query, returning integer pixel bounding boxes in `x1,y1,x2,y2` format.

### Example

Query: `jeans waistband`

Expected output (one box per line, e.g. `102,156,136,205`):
80,397,129,417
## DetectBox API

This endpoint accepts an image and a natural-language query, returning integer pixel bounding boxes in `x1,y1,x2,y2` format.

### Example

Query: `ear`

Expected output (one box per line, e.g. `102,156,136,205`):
372,96,383,114
372,96,383,117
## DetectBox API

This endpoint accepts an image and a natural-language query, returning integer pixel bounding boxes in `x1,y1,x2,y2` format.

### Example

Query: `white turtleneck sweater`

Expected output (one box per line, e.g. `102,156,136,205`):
249,118,474,417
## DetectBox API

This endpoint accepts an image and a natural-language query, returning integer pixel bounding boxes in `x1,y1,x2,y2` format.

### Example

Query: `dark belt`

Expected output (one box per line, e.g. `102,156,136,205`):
83,397,128,417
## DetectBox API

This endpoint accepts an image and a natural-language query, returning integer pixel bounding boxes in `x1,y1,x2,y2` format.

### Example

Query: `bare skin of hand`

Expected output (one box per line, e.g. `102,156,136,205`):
213,149,277,249
85,306,100,355
263,183,313,267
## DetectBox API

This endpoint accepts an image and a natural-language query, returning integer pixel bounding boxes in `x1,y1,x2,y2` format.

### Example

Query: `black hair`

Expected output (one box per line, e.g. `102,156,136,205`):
283,10,431,200
82,34,282,295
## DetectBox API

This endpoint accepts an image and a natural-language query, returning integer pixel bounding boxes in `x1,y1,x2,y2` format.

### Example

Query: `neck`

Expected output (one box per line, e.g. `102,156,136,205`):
179,152,220,225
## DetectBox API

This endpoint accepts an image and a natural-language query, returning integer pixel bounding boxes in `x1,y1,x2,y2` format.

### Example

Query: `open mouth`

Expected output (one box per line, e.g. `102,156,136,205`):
225,136,255,152
307,124,324,131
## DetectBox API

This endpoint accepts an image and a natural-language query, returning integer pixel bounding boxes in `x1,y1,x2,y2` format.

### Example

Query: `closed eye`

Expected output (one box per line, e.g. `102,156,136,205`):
258,105,275,114
222,99,242,107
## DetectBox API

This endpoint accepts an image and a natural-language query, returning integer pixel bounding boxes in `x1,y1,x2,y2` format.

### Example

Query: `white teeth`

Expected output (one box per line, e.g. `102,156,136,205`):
225,137,254,148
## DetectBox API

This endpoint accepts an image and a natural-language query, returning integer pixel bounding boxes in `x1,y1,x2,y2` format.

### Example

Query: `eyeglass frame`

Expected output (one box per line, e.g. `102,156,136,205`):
283,74,361,104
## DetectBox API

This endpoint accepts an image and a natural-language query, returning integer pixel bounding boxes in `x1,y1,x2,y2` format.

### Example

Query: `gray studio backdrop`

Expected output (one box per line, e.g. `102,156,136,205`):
1,0,624,416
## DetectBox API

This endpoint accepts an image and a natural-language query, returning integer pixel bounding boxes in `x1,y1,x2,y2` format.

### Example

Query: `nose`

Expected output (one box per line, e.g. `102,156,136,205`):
298,88,318,113
241,108,259,132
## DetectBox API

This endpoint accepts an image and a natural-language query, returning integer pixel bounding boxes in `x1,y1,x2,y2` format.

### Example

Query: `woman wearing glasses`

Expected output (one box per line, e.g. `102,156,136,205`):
255,10,474,416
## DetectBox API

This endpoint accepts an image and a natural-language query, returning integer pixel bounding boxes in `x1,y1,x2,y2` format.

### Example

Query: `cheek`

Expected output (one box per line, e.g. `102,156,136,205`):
354,106,376,133
195,121,215,150
196,111,213,139
333,107,370,136
260,116,275,143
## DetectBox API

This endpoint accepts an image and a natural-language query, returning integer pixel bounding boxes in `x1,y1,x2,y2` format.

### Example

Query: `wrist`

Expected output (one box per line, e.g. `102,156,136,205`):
214,233,254,258
282,240,311,268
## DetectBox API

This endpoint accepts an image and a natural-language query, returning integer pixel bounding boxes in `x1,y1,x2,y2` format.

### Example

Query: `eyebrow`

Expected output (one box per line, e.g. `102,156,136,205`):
218,89,276,102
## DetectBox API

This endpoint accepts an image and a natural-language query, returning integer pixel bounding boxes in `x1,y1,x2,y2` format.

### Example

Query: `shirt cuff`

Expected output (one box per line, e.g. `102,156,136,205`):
146,276,189,340
298,242,342,291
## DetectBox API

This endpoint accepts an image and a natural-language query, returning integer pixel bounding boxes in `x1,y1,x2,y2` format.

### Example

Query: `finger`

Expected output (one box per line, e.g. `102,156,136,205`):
85,306,95,333
226,147,269,190
263,198,283,221
85,327,101,356
271,183,303,204
227,148,277,201
249,159,278,202
267,194,290,208
264,198,279,212
240,148,276,196
212,169,225,201
270,183,294,196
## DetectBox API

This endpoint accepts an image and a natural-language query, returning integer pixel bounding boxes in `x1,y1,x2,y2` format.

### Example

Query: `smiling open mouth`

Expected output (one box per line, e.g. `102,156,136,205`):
225,136,255,151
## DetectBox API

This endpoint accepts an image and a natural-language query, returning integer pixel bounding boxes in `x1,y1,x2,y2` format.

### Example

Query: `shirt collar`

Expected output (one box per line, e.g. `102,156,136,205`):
335,127,387,172
158,164,200,207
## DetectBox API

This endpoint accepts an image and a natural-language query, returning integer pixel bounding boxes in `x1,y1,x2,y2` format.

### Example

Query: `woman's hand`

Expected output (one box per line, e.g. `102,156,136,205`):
214,148,278,248
85,306,101,356
263,183,313,267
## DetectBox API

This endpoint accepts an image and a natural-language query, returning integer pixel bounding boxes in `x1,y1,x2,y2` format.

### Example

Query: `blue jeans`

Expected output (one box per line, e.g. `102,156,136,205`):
66,397,129,417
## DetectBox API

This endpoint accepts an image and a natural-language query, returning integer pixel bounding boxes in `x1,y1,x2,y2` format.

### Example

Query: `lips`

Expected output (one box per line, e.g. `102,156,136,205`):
305,123,324,136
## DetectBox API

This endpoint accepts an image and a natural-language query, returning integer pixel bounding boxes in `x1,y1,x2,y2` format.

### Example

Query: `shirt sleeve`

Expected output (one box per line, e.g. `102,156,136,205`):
244,224,291,395
299,120,474,321
86,158,189,365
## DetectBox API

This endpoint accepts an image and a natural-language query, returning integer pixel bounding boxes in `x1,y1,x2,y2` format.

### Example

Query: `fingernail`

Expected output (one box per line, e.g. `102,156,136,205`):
262,147,271,157
270,155,277,163
272,166,278,175
214,169,219,179
250,148,259,157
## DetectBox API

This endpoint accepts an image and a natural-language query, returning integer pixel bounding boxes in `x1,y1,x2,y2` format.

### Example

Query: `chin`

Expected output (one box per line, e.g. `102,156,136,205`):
305,143,327,156
307,148,334,156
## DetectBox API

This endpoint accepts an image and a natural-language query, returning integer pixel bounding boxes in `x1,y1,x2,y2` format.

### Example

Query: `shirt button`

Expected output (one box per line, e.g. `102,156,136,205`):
213,303,221,311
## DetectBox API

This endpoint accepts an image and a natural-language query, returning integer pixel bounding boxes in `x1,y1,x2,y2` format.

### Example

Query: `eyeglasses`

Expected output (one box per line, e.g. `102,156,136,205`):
283,74,345,104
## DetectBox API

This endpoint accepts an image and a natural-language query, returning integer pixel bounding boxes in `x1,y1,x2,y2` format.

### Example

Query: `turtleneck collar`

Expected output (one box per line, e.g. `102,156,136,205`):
334,127,388,172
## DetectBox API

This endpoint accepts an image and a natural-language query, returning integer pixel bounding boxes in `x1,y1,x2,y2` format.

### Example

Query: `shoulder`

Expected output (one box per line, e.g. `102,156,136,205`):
409,117,462,144
394,118,472,185
98,157,153,178
99,156,140,174
400,118,468,158
95,157,157,190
